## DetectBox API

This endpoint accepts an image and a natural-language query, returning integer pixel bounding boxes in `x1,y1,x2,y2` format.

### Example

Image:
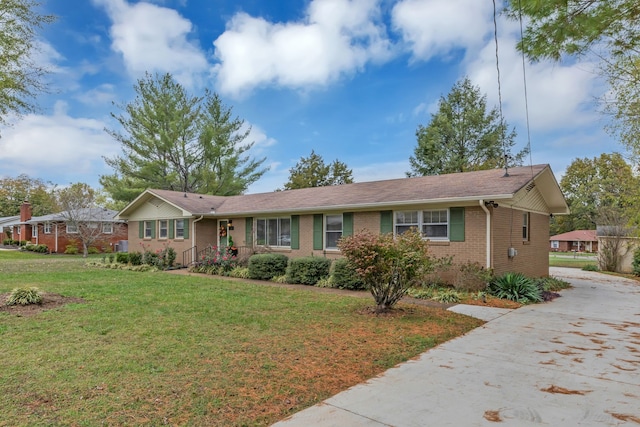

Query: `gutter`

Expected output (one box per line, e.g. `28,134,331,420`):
479,200,491,269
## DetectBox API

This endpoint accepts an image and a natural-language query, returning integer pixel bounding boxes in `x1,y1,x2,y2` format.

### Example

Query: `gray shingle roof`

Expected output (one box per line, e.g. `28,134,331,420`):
129,164,563,217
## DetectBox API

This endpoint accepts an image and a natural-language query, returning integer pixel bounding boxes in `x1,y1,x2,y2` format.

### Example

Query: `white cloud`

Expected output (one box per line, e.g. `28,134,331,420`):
93,0,209,86
212,0,394,96
391,0,493,61
466,31,601,132
0,102,117,186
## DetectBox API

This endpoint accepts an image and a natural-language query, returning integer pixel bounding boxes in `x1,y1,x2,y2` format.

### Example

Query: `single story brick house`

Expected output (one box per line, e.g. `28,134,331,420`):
117,164,569,277
7,201,128,253
549,230,598,252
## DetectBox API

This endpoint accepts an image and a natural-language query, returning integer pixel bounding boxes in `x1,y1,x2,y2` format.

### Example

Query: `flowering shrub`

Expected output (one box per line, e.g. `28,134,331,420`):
338,228,433,312
193,245,238,275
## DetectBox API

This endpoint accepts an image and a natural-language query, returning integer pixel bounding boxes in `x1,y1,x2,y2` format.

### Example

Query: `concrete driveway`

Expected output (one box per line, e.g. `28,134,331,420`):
273,267,640,426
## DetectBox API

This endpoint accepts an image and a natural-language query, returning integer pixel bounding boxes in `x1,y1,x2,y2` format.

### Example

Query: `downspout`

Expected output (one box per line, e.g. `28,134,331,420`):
479,200,491,269
191,216,204,262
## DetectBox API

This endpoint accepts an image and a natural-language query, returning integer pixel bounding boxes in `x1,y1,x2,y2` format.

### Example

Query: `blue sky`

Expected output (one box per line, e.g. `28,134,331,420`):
0,0,617,194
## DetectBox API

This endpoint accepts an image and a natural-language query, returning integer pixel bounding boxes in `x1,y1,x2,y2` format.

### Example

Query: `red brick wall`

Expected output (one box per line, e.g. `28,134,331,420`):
31,222,128,254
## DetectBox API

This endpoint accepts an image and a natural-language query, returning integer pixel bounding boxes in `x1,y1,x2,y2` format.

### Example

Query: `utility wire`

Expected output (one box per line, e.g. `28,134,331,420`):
517,0,535,178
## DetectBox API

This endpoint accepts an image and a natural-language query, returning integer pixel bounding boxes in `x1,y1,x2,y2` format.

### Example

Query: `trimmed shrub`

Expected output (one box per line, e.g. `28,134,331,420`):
129,252,143,266
489,272,542,303
331,258,366,290
88,246,100,254
582,264,600,272
6,287,43,306
116,252,130,264
286,256,332,285
248,253,289,280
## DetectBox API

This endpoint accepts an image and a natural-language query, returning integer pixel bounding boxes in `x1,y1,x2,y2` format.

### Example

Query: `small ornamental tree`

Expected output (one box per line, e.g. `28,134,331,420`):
338,228,432,313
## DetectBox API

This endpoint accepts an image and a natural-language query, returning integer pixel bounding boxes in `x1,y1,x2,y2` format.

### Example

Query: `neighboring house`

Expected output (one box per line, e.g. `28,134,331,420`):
9,201,128,253
549,230,598,253
117,164,569,277
0,215,19,239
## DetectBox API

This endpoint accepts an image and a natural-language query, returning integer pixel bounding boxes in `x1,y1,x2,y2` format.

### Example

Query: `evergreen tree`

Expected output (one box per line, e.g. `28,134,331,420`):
100,73,267,203
283,150,354,190
408,77,527,176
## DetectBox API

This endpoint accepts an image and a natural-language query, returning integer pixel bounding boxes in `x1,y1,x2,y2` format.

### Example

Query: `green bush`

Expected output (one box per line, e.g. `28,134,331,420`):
330,258,366,290
6,287,43,306
489,272,542,303
129,252,143,266
634,247,640,276
582,264,600,272
286,256,332,285
87,246,100,254
64,244,79,255
2,238,17,246
228,267,250,279
248,253,289,280
432,289,461,303
536,276,571,292
116,252,130,264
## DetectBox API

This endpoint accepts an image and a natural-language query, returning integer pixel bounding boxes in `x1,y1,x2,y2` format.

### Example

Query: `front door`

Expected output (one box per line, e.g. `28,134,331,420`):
218,220,228,248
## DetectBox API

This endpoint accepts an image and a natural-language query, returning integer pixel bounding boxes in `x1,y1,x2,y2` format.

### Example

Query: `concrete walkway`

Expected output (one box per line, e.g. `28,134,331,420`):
273,268,640,426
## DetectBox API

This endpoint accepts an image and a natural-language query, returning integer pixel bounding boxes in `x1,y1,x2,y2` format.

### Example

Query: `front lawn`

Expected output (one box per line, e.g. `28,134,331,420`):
0,252,482,426
549,253,599,269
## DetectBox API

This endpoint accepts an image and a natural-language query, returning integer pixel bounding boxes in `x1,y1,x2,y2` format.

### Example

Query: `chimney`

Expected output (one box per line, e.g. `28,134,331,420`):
20,200,32,222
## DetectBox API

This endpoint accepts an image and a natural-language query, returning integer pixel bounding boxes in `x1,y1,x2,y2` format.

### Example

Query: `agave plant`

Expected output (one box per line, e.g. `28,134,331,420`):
489,272,542,304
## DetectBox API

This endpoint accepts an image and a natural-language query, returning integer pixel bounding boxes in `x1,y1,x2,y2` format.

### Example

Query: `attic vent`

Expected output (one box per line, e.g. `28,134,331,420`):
525,182,536,192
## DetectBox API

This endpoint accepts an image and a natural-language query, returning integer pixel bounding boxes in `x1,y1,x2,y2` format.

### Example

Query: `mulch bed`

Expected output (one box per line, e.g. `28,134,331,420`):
0,293,85,317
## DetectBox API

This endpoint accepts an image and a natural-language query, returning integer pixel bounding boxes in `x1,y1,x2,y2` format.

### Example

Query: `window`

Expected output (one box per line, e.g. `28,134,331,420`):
102,223,113,234
32,225,37,237
325,214,343,250
159,220,168,239
422,210,448,238
44,222,52,234
522,212,530,241
395,210,449,240
144,221,153,239
551,240,559,249
67,223,78,233
175,219,185,239
256,217,291,247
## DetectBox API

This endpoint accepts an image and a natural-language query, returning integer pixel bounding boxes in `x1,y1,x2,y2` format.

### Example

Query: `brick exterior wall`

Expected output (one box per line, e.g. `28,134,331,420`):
127,206,550,276
31,222,128,254
491,208,549,277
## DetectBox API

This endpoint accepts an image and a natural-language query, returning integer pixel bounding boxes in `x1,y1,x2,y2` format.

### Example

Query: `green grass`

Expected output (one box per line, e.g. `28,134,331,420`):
548,253,599,269
0,251,482,426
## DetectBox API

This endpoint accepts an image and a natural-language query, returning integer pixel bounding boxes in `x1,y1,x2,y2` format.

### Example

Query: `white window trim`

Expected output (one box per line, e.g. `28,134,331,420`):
394,209,450,240
523,212,530,241
256,217,291,247
144,221,153,239
44,222,52,234
174,219,185,239
158,220,168,239
32,224,38,237
102,223,113,234
324,214,343,250
66,223,78,234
